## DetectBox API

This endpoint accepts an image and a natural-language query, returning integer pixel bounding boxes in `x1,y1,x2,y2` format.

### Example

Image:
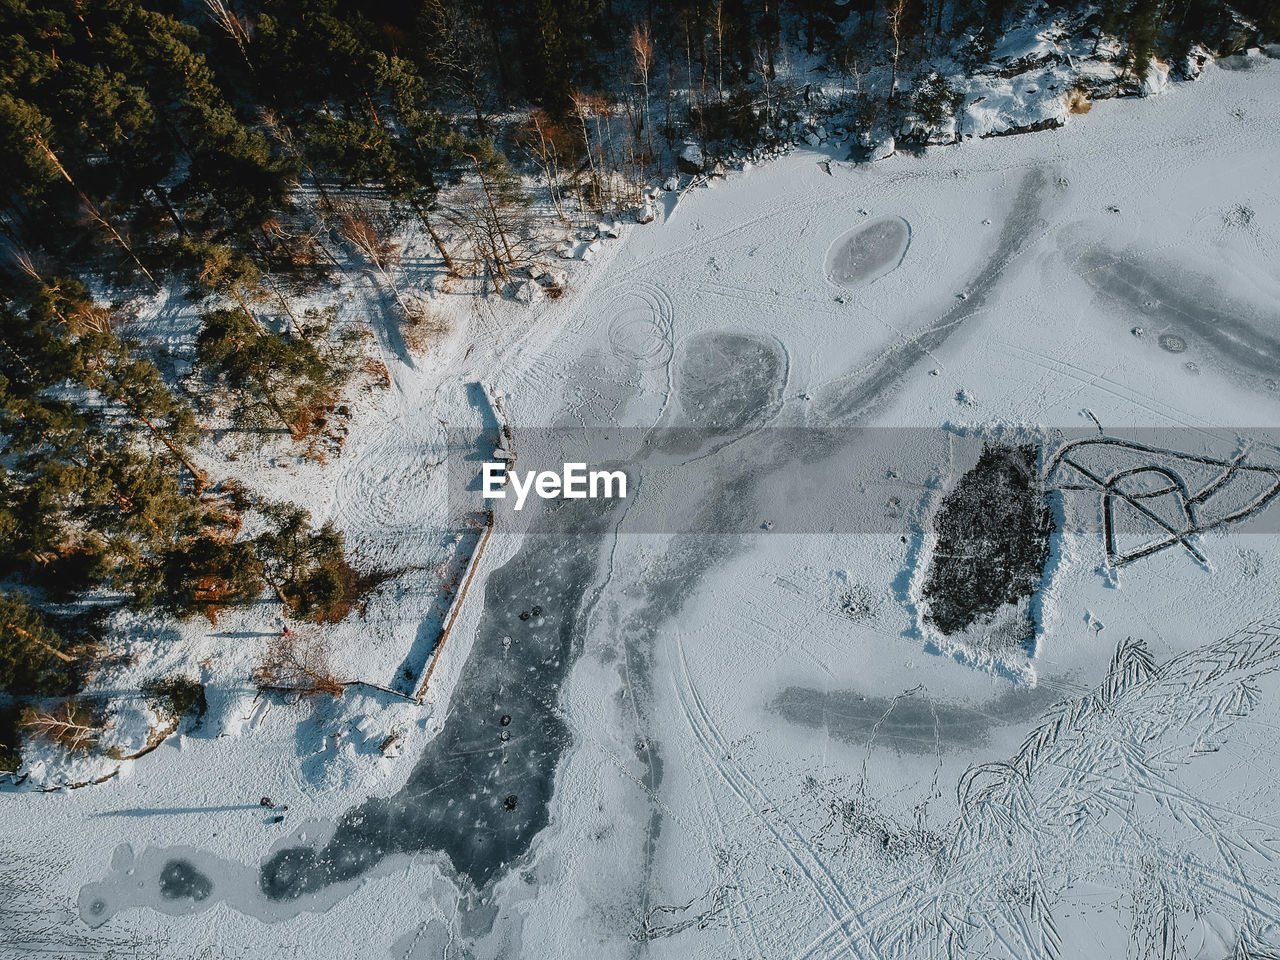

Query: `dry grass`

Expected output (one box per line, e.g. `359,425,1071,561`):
401,300,453,355
1066,86,1092,115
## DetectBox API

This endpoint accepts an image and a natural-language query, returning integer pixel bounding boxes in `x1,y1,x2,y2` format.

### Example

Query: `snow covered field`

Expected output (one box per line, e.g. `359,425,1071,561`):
6,56,1280,960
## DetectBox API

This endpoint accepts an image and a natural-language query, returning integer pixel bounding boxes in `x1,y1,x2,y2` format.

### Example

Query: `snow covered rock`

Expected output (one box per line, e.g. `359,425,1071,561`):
514,280,545,304
677,141,704,174
1141,58,1171,96
869,136,896,161
633,198,655,224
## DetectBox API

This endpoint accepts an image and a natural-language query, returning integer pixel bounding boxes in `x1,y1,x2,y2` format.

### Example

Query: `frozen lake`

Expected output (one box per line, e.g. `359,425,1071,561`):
53,58,1280,960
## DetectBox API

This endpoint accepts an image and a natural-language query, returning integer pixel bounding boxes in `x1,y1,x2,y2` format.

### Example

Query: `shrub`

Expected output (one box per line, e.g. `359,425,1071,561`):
142,676,207,725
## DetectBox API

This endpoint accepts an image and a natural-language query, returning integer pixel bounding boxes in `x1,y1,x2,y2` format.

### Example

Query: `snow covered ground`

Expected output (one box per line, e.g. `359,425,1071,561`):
6,56,1280,960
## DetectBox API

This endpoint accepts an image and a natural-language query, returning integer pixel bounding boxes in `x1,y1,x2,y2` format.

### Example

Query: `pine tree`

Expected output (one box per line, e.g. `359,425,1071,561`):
0,591,75,695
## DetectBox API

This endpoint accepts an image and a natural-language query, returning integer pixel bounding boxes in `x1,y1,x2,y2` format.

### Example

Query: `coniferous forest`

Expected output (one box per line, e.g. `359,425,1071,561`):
0,0,1276,706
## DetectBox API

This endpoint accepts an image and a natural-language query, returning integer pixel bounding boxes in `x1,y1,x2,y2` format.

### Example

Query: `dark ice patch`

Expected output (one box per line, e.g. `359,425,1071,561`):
921,443,1053,638
1075,248,1280,388
157,859,212,902
770,684,1060,752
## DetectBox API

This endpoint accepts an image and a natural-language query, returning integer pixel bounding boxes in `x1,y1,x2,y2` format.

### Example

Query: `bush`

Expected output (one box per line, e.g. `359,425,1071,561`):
142,676,207,725
256,506,360,623
912,72,961,130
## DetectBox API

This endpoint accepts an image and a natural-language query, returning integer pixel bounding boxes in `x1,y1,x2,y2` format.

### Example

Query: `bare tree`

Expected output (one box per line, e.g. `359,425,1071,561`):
420,0,495,136
254,632,344,698
525,112,570,224
571,90,603,212
886,0,910,101
336,202,416,322
713,0,726,101
21,701,101,753
631,22,656,165
441,156,535,290
756,44,776,130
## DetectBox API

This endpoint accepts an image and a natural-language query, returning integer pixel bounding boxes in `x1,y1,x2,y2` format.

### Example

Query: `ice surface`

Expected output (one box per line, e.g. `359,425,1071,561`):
824,216,911,288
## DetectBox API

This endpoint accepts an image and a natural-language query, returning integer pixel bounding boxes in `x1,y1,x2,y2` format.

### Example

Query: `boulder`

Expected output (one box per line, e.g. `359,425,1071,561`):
677,141,704,174
869,136,896,161
514,280,544,304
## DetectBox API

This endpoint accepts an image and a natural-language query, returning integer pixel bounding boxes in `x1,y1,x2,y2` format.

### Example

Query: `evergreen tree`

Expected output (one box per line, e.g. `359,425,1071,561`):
0,591,75,696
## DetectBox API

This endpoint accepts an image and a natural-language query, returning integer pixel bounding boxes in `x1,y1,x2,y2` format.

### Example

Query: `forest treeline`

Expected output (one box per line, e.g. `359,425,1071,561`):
0,0,1275,700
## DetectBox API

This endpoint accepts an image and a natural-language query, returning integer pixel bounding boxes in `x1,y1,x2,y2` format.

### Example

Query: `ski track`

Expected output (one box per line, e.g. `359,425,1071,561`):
673,635,871,959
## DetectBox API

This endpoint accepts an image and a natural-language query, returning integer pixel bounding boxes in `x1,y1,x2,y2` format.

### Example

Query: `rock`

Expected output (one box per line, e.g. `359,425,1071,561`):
663,174,680,191
633,200,655,224
535,269,567,298
514,280,544,304
711,160,728,177
677,141,704,174
869,136,895,162
804,130,821,146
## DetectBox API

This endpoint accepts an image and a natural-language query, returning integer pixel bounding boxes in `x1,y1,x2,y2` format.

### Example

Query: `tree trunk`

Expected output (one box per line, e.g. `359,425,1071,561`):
231,287,267,335
4,622,75,663
37,137,161,291
151,185,191,240
412,199,459,276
